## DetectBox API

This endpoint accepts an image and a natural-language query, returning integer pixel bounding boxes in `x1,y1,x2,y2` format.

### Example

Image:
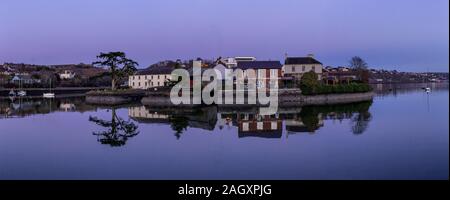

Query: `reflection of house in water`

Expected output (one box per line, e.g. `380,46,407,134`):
218,106,326,138
128,106,218,131
0,97,96,119
219,107,284,138
59,103,76,112
0,99,42,119
237,113,282,138
128,106,170,124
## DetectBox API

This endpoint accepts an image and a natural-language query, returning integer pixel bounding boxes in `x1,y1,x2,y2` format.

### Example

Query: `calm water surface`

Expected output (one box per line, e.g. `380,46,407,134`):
0,84,448,179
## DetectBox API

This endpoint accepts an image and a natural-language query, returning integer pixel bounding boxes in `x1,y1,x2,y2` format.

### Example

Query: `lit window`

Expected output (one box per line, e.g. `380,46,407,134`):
257,122,263,130
271,69,277,77
242,123,249,131
258,69,265,78
271,121,277,130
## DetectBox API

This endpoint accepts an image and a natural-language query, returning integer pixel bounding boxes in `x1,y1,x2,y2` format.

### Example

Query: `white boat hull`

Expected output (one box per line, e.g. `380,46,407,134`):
43,93,55,98
17,91,27,97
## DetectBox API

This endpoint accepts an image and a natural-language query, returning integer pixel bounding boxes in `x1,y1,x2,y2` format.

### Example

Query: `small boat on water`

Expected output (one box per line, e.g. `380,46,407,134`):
9,89,16,97
425,87,431,93
43,93,55,98
43,79,55,98
17,90,27,97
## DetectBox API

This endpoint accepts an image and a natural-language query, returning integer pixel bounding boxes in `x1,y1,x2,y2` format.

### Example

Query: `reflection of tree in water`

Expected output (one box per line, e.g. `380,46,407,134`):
299,107,320,132
351,111,372,135
89,108,139,146
169,115,188,139
300,101,373,134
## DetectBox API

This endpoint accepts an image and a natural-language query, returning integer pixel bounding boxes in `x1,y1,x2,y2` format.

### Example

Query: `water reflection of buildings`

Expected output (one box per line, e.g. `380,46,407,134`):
59,103,76,112
128,106,170,124
233,112,282,138
0,97,95,119
129,106,218,139
1,97,373,141
128,104,365,139
218,107,325,138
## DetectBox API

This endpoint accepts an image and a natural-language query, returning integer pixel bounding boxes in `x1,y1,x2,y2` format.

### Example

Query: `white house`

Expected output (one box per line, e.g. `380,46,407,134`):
283,55,323,80
129,67,173,89
59,70,76,79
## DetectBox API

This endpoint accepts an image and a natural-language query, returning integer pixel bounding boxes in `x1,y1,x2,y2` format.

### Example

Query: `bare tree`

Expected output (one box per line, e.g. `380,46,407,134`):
349,56,370,83
349,56,368,70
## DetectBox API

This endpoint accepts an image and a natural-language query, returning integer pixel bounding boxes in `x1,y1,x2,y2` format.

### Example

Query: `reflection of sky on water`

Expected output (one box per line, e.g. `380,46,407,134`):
0,84,448,179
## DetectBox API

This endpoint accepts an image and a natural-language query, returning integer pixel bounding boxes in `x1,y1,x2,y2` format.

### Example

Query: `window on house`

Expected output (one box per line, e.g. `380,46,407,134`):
302,66,305,71
312,66,316,71
242,123,249,131
258,69,265,78
257,80,264,88
257,122,263,130
138,82,141,86
271,69,277,77
292,66,295,72
271,121,277,130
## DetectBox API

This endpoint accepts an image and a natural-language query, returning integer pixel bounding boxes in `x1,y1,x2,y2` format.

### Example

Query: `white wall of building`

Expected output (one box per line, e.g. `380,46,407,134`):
282,64,323,80
128,74,172,89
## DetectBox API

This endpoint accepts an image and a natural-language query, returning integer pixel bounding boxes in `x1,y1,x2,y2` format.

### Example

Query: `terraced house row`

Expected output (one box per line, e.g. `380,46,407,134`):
128,54,324,89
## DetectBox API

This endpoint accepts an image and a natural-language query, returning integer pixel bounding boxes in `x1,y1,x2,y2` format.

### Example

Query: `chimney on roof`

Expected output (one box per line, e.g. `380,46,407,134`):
307,54,314,58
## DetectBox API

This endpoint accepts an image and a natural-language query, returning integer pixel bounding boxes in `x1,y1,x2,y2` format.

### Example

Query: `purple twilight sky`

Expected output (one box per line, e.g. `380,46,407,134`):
0,0,448,72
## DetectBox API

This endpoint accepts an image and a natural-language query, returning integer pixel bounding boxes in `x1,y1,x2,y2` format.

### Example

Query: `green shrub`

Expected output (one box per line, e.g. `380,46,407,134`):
301,83,372,95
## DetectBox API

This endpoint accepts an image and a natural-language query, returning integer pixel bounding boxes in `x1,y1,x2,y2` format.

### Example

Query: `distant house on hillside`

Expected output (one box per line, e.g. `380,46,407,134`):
324,71,358,85
129,67,173,89
11,74,41,85
283,55,323,80
59,70,76,79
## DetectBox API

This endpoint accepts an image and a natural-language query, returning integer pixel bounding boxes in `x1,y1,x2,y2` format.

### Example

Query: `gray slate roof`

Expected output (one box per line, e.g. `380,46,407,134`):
285,57,322,65
135,67,174,75
237,61,282,69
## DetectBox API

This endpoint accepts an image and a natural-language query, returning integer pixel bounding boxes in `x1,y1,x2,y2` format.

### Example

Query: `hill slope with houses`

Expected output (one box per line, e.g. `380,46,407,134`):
0,63,110,88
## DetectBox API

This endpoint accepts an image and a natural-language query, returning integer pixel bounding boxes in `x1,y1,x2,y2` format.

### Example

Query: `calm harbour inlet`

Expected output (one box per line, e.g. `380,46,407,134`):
0,83,448,180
